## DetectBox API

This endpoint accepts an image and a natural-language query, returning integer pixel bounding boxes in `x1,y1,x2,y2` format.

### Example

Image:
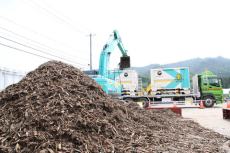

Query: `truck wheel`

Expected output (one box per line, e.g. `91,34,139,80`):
203,96,215,108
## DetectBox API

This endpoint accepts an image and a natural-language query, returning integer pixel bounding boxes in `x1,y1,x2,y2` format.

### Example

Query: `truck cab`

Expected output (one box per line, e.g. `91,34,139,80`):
198,71,223,107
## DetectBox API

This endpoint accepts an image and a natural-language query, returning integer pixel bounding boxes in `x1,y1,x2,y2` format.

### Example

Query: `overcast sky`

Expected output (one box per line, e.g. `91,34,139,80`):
0,0,230,72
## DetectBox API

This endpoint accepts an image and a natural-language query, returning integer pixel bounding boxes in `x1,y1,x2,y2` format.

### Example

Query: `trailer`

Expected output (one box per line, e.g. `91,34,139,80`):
117,67,223,115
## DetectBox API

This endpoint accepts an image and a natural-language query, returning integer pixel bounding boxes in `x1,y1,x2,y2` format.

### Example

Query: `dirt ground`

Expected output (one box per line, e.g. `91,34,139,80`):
182,105,230,137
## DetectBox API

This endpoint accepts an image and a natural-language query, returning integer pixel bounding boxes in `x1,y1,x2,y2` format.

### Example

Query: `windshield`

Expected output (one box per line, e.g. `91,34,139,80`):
208,77,221,87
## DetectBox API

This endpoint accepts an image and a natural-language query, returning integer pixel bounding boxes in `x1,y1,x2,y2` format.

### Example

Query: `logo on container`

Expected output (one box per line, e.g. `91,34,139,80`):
176,73,182,80
157,71,162,75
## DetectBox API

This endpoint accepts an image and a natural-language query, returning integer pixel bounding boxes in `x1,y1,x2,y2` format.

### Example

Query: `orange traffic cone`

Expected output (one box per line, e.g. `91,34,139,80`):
200,100,205,109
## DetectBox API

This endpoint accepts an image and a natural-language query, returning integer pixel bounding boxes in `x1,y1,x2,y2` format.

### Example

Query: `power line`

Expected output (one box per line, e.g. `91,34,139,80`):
0,42,52,60
0,35,84,65
0,16,88,56
0,42,88,69
27,0,89,35
0,26,89,62
40,0,92,33
0,36,88,67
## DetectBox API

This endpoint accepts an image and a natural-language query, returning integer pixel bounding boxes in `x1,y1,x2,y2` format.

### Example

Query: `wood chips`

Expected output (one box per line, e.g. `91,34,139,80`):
0,61,229,153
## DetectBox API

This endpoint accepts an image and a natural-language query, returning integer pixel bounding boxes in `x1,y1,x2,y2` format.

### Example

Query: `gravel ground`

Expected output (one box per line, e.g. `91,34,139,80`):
182,105,230,137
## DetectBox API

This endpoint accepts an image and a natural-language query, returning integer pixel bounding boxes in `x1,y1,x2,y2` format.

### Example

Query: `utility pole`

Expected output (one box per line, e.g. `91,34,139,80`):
89,33,95,70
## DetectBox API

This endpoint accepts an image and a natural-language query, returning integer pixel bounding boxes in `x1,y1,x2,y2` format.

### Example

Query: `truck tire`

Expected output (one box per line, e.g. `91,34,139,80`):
202,96,215,108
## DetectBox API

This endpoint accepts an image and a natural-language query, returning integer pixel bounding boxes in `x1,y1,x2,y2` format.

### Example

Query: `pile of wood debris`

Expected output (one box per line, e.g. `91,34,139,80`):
0,61,228,153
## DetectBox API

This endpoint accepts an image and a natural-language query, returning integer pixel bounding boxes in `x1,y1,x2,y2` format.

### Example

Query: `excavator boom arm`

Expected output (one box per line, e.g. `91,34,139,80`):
99,30,129,77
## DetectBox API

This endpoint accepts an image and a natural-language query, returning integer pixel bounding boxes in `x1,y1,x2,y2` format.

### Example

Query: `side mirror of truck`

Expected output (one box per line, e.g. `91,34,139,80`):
219,79,223,87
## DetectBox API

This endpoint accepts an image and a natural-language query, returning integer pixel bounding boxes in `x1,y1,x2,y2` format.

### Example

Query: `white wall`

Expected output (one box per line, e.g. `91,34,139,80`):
0,68,25,90
223,89,230,95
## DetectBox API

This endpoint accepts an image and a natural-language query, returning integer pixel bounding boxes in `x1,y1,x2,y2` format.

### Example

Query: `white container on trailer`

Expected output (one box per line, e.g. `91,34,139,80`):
115,69,139,95
150,67,190,94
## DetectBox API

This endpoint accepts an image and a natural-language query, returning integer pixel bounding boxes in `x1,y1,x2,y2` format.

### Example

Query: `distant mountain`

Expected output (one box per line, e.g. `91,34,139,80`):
133,56,230,87
133,56,230,77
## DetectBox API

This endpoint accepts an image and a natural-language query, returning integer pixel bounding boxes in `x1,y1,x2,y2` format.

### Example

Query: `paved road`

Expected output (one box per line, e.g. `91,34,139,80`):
182,106,230,137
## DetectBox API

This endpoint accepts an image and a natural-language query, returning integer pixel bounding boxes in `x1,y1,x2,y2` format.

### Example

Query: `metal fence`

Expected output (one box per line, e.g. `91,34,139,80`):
0,68,26,91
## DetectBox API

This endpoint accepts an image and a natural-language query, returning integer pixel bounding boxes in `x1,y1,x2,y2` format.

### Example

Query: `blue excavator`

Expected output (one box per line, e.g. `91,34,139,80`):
92,30,130,95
